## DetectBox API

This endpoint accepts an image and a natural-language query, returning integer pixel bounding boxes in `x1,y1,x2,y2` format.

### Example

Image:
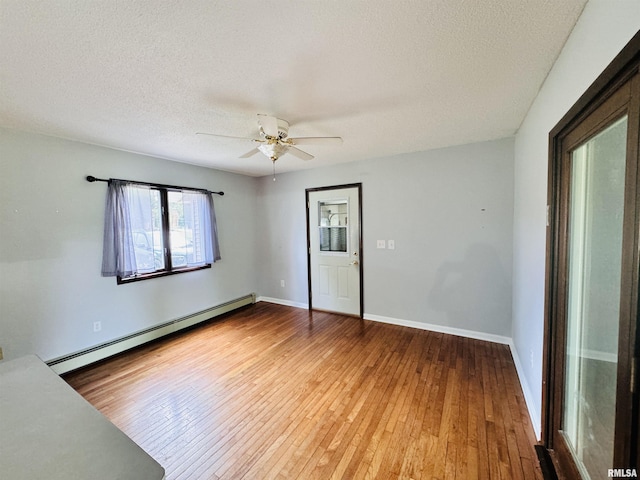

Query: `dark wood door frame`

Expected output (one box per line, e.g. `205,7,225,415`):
305,183,363,318
543,31,640,477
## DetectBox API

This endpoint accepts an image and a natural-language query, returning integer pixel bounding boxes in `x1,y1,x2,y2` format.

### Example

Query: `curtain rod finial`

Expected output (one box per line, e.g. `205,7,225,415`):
86,175,97,182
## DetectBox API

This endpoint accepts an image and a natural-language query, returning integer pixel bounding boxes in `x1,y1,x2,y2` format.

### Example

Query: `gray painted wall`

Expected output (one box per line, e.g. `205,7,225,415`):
256,138,515,338
0,128,259,361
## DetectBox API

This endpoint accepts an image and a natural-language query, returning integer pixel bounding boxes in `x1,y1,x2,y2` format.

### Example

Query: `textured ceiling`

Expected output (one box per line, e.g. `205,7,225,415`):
0,1,587,177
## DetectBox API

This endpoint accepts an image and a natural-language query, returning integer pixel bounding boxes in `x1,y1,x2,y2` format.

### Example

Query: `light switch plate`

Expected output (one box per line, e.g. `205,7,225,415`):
388,240,395,250
377,240,386,249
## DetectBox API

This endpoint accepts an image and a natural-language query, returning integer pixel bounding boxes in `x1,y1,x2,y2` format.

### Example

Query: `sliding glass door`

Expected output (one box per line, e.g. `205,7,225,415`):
562,116,627,478
544,33,640,479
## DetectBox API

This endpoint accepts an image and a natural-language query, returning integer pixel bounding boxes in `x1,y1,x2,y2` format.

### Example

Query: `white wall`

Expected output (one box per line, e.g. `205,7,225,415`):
512,0,640,436
256,137,515,339
0,128,259,362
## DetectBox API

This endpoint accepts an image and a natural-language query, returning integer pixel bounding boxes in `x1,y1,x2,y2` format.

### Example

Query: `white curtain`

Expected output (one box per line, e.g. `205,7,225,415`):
177,190,221,267
102,181,159,277
101,181,220,278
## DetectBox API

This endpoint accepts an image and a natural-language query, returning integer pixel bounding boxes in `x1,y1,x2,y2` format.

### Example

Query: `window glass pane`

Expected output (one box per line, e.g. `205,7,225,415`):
184,192,208,265
168,190,208,268
168,191,188,268
318,200,348,252
128,186,164,273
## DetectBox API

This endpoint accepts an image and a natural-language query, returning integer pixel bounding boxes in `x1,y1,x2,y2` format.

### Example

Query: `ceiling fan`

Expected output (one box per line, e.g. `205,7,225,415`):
197,114,343,163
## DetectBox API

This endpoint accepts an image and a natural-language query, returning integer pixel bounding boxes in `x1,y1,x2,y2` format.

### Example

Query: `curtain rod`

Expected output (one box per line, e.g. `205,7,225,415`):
86,176,224,196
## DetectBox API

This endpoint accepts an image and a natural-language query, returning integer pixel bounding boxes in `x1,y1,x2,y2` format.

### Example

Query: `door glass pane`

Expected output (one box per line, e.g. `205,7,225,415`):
563,116,627,479
318,200,348,252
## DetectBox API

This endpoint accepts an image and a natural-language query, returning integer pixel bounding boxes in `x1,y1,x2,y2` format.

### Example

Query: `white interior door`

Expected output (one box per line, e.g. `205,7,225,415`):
308,186,361,316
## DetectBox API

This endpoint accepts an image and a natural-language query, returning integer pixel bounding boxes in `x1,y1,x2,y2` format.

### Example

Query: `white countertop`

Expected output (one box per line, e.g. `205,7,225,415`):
0,355,165,479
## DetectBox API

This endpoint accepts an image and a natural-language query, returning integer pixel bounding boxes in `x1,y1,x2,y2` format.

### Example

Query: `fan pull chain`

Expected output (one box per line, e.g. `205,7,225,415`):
272,159,277,181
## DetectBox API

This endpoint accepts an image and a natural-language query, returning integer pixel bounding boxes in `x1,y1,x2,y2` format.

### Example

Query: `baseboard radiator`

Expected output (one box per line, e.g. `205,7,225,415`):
47,293,256,375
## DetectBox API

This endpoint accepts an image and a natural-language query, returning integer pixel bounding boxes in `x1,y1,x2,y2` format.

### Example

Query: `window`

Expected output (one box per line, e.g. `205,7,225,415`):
101,180,220,283
318,200,348,253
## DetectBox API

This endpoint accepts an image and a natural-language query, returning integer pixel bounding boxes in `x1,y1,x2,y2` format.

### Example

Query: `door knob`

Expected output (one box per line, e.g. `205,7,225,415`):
350,260,359,266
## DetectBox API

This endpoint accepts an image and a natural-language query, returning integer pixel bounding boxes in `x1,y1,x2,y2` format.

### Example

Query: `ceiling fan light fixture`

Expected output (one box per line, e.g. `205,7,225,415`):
258,142,289,161
198,114,342,163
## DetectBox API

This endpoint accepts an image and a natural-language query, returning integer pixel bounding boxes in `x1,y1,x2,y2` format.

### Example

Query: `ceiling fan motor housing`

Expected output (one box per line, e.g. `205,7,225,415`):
275,118,289,139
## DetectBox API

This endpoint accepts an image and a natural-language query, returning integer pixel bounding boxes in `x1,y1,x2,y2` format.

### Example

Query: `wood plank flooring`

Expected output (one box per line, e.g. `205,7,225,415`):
64,302,542,480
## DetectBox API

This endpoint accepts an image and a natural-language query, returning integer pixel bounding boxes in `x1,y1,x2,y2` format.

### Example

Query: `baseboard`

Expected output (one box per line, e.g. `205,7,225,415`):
47,293,256,375
257,296,309,309
258,298,506,345
363,313,512,345
509,340,542,440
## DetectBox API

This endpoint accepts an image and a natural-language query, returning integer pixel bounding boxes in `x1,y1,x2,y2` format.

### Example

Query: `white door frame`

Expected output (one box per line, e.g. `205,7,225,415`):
306,183,363,318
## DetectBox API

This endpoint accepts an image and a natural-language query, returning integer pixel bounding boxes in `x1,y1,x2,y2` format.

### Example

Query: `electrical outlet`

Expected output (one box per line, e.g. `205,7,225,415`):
280,280,285,288
93,321,102,333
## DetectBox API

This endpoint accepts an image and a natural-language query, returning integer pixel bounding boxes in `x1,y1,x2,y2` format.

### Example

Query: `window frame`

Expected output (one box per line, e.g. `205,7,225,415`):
117,185,212,285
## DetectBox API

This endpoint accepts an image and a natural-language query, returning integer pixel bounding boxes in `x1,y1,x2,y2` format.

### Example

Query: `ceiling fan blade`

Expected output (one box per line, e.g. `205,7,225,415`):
196,132,255,141
289,136,343,145
288,146,315,161
239,147,261,158
257,114,280,138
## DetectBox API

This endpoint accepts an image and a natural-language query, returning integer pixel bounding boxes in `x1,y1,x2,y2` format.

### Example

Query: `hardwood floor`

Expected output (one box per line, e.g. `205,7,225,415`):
64,302,542,480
